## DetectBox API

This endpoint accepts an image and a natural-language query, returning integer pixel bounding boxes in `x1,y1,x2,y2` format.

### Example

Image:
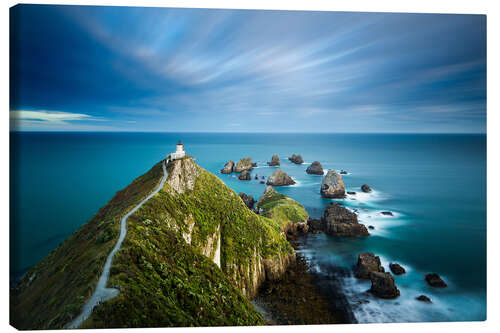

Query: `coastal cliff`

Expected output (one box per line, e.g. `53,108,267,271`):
11,157,296,329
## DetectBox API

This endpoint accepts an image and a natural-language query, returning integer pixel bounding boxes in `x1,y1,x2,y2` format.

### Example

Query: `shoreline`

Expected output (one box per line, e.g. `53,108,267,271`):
252,235,356,325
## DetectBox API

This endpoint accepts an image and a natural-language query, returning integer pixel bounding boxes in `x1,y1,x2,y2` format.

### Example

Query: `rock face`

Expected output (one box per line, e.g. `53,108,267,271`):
234,157,253,173
389,263,406,275
238,171,251,180
268,154,280,166
425,273,447,288
306,161,324,175
288,154,304,164
355,252,385,279
239,192,255,209
361,184,372,193
320,170,346,198
267,169,295,186
322,203,369,236
221,160,234,174
370,272,400,299
416,295,432,303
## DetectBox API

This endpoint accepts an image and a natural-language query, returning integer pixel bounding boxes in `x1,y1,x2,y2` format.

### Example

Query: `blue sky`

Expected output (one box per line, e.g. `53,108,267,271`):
10,5,486,133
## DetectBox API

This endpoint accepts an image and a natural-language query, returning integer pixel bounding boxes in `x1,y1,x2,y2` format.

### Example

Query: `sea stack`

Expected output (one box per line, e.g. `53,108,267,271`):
322,203,369,236
355,252,385,279
221,160,234,174
267,154,280,166
320,170,345,198
234,157,253,172
306,161,323,175
266,169,295,186
288,154,304,164
370,272,400,299
238,171,251,180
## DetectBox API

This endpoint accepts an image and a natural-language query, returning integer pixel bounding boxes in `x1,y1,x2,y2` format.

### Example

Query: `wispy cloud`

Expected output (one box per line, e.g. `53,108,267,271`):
10,110,112,131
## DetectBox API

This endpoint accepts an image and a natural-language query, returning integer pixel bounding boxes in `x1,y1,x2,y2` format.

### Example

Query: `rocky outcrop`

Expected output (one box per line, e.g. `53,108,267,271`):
322,203,369,236
347,191,356,195
389,263,406,275
320,171,345,198
238,171,251,180
288,154,304,164
361,184,372,193
234,157,253,173
370,272,400,299
307,218,323,233
306,161,323,175
239,192,255,209
425,273,447,288
267,169,295,186
340,170,348,175
252,162,257,168
416,295,432,303
268,154,280,166
221,160,234,174
355,252,385,279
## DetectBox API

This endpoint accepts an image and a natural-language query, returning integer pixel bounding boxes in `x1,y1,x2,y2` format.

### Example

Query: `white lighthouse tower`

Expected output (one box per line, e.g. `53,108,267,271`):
169,140,186,161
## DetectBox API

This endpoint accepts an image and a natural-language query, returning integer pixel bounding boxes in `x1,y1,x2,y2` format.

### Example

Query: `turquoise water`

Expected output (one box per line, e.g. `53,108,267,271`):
10,132,486,322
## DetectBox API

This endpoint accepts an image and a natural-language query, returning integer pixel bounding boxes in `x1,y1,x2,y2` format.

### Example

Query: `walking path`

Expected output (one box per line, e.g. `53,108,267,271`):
67,162,168,328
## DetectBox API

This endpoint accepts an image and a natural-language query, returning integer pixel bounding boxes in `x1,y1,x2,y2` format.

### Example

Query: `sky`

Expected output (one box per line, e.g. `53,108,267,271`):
10,5,486,133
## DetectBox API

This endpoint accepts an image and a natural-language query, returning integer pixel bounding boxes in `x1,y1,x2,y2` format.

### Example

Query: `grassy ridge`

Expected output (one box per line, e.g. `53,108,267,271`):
257,187,309,230
10,162,165,330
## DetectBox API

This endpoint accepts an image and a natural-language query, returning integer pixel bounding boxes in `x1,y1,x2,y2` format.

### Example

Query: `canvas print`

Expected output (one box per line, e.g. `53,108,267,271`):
9,4,486,329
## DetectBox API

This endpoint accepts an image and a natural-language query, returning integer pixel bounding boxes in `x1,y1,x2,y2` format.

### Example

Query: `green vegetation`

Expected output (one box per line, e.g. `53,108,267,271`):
10,162,165,330
11,157,295,329
256,187,309,230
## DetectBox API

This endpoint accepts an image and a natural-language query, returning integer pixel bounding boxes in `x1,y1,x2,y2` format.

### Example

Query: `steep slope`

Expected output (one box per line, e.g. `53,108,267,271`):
11,157,295,329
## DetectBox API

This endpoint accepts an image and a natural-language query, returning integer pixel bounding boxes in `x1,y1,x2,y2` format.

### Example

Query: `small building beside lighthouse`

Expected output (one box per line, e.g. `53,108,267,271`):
169,140,186,160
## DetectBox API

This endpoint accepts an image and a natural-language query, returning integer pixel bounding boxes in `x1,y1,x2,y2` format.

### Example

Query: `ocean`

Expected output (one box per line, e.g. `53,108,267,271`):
10,132,486,323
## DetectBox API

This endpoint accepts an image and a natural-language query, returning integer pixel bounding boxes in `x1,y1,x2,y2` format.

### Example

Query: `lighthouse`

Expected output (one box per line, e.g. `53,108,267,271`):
169,140,186,160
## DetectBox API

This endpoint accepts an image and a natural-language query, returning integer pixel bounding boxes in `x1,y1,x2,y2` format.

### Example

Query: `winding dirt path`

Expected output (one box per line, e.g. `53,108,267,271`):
67,161,168,329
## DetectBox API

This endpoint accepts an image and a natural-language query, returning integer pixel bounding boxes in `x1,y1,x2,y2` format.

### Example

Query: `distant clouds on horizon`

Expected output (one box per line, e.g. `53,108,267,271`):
10,5,486,133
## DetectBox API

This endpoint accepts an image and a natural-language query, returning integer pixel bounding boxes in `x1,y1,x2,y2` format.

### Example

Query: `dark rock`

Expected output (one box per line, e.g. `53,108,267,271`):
221,160,234,174
255,174,259,180
370,272,400,299
389,263,406,275
266,169,295,186
361,184,372,193
260,181,265,184
368,225,375,230
340,170,348,175
322,203,368,236
355,252,385,279
306,161,324,175
252,162,258,167
425,273,447,288
238,171,251,181
307,218,323,233
347,191,356,195
320,171,346,198
288,154,304,164
268,154,280,166
381,211,393,216
416,295,432,303
239,192,255,209
234,157,253,173
261,176,265,180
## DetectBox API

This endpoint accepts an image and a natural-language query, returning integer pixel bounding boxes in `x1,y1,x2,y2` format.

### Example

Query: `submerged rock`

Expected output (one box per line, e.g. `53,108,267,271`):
267,169,295,186
260,181,265,184
320,171,346,198
221,160,234,174
238,171,251,180
416,295,432,303
347,191,356,195
381,211,393,216
340,170,348,175
355,252,385,279
267,154,280,166
389,263,406,275
288,154,304,164
370,272,400,299
234,157,253,173
239,192,255,209
368,225,375,230
306,161,324,175
322,203,369,236
425,273,447,288
361,184,372,193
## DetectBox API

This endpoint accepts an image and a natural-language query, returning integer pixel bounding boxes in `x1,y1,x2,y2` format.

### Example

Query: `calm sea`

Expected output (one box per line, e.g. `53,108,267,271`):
10,132,486,322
